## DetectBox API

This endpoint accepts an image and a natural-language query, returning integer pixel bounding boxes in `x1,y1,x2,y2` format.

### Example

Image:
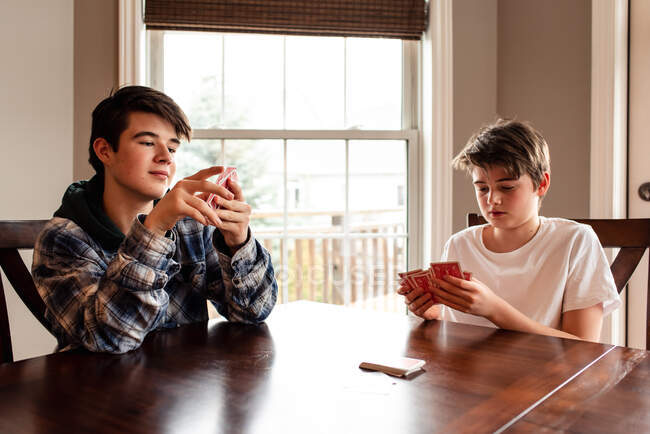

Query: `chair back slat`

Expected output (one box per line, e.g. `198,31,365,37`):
0,249,50,331
0,220,51,363
573,219,650,247
467,213,650,349
610,247,647,294
0,220,48,249
0,277,13,363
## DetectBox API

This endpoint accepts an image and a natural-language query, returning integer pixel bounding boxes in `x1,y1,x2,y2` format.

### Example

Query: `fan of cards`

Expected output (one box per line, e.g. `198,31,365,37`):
206,167,238,209
399,261,472,298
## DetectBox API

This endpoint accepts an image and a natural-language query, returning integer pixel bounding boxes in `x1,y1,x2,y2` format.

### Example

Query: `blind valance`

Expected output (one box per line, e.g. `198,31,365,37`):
144,0,428,40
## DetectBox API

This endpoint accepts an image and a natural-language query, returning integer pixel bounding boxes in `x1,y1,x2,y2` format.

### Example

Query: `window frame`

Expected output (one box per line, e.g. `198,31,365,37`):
145,30,423,305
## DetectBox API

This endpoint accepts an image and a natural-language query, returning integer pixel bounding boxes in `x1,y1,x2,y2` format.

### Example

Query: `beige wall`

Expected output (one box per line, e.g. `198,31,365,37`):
452,0,592,231
74,0,119,181
0,0,118,361
0,0,74,360
452,0,498,233
497,0,591,220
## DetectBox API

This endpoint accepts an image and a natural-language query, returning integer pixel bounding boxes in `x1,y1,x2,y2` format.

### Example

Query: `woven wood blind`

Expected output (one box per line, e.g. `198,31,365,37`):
144,0,428,40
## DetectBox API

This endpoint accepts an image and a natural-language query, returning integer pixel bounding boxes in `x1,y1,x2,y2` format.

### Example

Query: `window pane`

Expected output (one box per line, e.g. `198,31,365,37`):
261,238,285,303
223,140,284,233
286,238,344,304
286,37,344,129
348,140,407,234
223,34,284,129
348,236,406,313
173,139,222,183
347,38,402,129
286,140,345,231
163,32,223,129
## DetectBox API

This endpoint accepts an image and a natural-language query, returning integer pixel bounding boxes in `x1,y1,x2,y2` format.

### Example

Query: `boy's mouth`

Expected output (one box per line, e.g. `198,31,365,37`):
489,211,506,217
150,171,169,180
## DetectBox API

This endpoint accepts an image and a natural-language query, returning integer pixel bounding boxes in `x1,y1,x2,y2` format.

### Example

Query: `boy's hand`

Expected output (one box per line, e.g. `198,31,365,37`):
398,283,440,320
213,177,251,251
144,167,234,236
431,275,502,320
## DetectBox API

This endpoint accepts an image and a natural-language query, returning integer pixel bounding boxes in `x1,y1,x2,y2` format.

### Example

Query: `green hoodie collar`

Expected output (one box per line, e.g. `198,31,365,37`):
54,175,125,251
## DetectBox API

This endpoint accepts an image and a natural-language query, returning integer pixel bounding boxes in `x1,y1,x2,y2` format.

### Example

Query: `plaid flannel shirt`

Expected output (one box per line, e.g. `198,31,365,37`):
32,216,277,354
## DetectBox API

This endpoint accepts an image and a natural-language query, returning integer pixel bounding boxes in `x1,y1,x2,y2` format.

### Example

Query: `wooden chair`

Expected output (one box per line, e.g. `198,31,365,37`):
0,220,52,363
467,213,650,348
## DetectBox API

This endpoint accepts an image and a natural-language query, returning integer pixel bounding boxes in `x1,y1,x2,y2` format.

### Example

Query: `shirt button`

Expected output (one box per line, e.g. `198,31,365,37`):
233,277,241,285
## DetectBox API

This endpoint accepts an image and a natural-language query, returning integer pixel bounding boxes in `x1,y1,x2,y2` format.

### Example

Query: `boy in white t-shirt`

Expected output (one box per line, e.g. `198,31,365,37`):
400,119,620,341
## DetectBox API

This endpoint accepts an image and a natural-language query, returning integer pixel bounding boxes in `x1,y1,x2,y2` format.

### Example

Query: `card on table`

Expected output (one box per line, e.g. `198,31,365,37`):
359,356,425,377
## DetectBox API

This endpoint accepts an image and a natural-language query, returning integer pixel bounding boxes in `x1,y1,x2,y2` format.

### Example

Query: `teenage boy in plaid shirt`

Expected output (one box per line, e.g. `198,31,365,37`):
33,86,277,353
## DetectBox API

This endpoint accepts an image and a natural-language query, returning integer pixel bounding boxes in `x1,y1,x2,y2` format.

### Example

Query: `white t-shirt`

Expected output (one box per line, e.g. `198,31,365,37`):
439,217,621,329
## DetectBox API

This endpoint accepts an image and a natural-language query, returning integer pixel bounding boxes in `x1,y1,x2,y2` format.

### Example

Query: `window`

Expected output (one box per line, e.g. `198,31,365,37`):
146,31,420,312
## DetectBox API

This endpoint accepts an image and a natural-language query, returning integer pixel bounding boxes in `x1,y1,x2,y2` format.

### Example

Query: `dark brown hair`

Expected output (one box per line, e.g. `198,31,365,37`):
452,119,551,189
88,86,191,175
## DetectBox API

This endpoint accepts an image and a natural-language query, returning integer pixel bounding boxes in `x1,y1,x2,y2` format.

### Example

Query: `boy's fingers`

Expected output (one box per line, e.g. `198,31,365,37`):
397,285,410,295
439,298,468,314
410,293,433,310
216,198,251,214
187,195,223,226
180,180,234,199
433,286,470,307
215,209,250,223
404,287,425,302
444,275,474,290
226,179,245,201
436,278,474,301
180,202,210,227
413,299,435,316
185,166,223,181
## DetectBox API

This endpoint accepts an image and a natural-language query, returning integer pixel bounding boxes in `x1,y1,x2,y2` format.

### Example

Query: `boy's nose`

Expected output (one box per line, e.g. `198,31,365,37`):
156,146,173,164
488,191,502,205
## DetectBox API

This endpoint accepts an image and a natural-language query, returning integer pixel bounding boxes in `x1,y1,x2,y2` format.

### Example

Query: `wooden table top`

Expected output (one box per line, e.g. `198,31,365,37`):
0,301,641,434
506,345,650,433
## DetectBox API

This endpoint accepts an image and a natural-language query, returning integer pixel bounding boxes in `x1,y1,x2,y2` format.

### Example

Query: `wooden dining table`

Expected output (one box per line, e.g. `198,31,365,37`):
0,301,647,433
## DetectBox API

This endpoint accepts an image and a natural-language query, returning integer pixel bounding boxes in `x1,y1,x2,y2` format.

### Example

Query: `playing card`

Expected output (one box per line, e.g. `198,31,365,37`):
398,269,422,291
430,261,464,280
462,271,472,281
207,167,238,209
407,271,435,293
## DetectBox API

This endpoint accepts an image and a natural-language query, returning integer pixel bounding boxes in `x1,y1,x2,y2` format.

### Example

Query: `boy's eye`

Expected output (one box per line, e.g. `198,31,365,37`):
477,187,489,193
140,141,154,146
500,185,515,191
168,147,177,154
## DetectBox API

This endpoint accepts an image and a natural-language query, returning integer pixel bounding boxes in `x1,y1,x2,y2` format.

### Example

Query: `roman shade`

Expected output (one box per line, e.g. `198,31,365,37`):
144,0,428,40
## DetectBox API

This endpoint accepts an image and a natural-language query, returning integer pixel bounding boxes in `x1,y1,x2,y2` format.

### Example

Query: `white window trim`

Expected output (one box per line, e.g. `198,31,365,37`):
590,0,628,346
421,0,454,265
118,0,145,86
118,3,456,303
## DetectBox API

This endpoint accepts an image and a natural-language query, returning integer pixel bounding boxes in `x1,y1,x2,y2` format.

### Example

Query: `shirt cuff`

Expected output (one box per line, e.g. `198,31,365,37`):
213,228,257,273
121,216,177,271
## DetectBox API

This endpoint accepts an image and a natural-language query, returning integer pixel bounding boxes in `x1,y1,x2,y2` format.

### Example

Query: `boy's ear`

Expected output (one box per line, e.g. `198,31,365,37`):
537,172,551,197
93,138,114,166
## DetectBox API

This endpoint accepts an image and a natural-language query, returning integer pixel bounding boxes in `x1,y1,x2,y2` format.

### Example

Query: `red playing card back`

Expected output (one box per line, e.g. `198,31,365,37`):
408,272,434,293
430,262,463,280
207,167,238,209
398,269,422,290
462,271,472,281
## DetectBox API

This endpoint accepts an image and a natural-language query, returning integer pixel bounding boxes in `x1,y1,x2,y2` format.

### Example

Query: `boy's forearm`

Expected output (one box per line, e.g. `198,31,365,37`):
487,298,580,340
209,234,278,323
